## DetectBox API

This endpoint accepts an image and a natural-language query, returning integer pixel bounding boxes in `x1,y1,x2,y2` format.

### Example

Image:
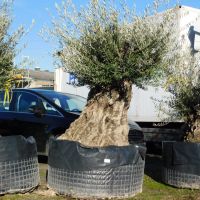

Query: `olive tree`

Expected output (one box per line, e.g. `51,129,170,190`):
51,0,175,147
0,0,24,94
165,48,200,141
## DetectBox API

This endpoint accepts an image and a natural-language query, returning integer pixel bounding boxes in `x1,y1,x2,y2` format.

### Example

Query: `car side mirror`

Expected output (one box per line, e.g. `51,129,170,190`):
28,105,45,117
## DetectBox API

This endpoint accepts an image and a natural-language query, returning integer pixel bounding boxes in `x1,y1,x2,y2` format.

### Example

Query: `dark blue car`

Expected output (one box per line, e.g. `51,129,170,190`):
0,88,143,155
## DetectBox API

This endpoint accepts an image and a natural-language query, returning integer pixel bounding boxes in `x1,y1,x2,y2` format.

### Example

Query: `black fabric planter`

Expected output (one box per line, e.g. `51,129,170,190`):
162,141,200,189
0,135,40,194
47,138,146,198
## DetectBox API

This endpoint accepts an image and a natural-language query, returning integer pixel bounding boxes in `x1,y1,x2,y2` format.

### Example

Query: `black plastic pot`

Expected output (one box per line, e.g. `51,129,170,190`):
162,141,200,189
47,138,146,198
0,135,40,194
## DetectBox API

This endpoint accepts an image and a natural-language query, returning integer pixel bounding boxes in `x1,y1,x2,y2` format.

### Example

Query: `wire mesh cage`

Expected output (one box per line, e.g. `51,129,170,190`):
162,141,200,189
0,136,40,194
0,157,40,194
162,167,200,189
47,139,146,198
48,158,144,198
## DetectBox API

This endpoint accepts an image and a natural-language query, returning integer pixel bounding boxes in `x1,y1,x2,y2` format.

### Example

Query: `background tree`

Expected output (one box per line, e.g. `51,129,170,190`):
0,0,24,96
51,0,175,147
165,48,200,141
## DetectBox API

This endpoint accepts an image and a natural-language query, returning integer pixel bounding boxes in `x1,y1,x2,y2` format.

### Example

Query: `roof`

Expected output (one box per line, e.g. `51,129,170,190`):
26,69,54,81
12,88,87,99
179,5,200,12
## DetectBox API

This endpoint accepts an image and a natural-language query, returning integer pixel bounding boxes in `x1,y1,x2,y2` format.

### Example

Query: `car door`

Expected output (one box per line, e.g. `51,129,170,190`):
12,91,46,152
0,91,17,135
13,91,68,154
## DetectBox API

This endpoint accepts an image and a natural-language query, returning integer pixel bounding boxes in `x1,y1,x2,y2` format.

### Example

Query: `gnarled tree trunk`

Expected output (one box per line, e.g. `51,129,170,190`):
59,81,132,147
186,119,200,142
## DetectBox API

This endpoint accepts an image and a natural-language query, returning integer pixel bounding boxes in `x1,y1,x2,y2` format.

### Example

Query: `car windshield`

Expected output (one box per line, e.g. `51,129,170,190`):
38,90,87,113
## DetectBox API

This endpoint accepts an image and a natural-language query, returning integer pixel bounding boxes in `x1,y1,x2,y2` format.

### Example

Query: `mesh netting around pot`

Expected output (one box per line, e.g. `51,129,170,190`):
162,167,200,189
0,135,40,194
47,138,146,198
162,141,200,189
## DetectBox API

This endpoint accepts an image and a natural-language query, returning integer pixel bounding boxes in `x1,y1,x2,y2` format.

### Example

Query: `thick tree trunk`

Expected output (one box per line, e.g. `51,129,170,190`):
186,119,200,142
59,81,132,147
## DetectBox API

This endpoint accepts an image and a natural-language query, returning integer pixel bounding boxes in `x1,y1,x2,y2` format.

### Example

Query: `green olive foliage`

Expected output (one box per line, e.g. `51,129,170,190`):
52,0,175,91
166,50,200,137
0,1,24,90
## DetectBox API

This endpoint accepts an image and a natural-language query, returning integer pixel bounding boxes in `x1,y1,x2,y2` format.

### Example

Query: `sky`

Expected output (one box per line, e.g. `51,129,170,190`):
11,0,200,72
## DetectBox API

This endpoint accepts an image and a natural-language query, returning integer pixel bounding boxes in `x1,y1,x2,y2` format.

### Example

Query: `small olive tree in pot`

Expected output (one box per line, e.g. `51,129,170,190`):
0,1,40,194
162,47,200,189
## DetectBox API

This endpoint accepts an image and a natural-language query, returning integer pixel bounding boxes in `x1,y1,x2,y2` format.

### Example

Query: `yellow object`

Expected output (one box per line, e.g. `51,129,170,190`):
13,74,23,80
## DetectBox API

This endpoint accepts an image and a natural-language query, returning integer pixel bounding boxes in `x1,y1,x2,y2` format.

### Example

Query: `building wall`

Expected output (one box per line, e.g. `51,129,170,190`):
55,68,89,98
29,80,53,88
23,68,54,88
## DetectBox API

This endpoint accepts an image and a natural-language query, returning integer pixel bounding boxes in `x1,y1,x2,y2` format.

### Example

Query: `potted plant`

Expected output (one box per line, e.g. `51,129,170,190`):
162,47,200,188
47,0,175,198
0,1,39,194
0,135,40,194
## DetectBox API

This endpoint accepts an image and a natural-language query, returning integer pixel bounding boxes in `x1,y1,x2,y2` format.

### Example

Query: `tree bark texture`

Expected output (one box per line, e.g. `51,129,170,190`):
59,81,132,147
187,119,200,142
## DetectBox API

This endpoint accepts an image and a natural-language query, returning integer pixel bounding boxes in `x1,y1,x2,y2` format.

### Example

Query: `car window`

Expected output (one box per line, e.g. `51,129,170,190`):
37,91,86,113
16,92,39,113
0,91,12,111
41,99,61,116
66,98,82,112
52,98,62,107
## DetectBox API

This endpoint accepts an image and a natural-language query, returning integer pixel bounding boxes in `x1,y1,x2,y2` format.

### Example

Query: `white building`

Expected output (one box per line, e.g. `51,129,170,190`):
54,68,89,98
54,6,200,122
